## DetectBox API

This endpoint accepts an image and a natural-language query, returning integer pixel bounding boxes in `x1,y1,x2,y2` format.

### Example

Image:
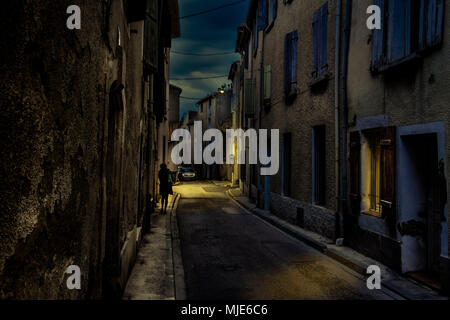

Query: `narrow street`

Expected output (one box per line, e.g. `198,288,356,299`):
173,181,396,300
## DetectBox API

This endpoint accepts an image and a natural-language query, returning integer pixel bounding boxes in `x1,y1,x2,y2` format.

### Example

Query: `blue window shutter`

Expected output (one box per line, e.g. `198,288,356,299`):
387,0,411,63
313,10,320,78
253,20,258,57
320,3,328,76
419,0,445,50
258,0,268,30
291,31,298,89
372,0,385,70
244,42,249,69
270,0,278,24
284,33,290,94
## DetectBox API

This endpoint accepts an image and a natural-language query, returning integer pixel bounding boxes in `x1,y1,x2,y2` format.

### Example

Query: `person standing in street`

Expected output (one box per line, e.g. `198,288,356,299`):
158,163,171,214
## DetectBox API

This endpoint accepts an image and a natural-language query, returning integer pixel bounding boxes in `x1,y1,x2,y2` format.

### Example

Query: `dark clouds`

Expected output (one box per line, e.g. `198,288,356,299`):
170,0,249,119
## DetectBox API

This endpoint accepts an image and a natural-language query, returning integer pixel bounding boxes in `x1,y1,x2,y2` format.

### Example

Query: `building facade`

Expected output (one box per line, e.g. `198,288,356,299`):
236,0,340,240
233,0,449,293
345,0,448,292
0,0,180,299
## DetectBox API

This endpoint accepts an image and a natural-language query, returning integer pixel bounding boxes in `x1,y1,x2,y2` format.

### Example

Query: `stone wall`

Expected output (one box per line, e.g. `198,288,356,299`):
0,0,153,299
270,193,336,241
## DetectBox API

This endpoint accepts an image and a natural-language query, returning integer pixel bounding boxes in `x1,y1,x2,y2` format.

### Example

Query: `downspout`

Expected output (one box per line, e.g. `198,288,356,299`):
258,27,265,209
334,0,342,238
341,0,352,240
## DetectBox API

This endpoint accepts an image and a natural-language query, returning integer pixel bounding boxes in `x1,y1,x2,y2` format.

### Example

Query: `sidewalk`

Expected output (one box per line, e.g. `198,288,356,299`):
122,193,185,300
227,188,447,300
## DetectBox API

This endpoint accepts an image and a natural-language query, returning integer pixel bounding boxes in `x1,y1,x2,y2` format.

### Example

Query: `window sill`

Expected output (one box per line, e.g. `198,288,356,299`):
284,90,297,104
309,73,330,89
371,52,421,74
265,21,275,34
263,98,271,111
361,210,382,218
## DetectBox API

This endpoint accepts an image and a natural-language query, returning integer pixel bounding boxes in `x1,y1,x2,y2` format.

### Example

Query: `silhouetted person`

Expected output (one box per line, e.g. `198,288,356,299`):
158,163,171,214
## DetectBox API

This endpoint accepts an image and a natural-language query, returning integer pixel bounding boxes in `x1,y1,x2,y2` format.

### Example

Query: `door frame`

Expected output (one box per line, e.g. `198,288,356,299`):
397,121,448,273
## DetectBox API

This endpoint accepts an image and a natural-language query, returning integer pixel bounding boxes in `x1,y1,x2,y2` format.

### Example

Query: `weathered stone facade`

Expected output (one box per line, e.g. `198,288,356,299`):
0,0,179,299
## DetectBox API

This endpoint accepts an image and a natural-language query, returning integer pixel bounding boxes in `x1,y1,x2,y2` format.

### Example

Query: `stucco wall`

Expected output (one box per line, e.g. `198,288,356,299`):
347,0,450,256
0,0,151,299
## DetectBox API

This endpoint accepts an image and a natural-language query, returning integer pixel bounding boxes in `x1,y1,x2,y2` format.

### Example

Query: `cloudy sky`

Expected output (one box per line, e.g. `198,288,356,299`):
170,0,250,120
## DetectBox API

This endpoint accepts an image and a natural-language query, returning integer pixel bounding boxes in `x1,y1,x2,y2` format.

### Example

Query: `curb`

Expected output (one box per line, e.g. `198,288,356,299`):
226,189,327,254
170,193,186,300
226,189,447,300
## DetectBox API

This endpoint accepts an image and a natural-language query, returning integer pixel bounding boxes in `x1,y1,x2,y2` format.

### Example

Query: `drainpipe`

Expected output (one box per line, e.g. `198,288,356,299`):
341,0,352,240
334,0,342,238
258,27,265,210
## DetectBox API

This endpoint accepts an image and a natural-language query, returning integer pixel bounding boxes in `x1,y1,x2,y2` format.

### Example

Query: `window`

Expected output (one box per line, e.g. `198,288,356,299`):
366,133,382,215
241,164,247,181
268,0,278,26
258,0,268,31
244,42,249,69
263,65,272,107
313,3,329,79
313,126,326,205
371,0,444,72
252,20,258,58
282,133,292,196
359,128,396,220
245,78,256,117
284,30,298,97
144,0,159,73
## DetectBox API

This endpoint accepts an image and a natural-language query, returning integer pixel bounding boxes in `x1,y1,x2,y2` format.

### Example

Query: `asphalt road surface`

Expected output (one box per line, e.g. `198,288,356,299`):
174,181,397,300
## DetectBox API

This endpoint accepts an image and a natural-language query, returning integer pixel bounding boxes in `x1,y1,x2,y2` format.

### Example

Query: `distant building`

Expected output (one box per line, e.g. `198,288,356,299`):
196,90,233,181
168,84,182,172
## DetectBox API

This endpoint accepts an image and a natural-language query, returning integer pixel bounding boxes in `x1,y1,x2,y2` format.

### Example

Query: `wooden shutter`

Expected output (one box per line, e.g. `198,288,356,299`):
320,3,328,76
258,0,268,30
245,78,256,117
290,31,298,91
270,0,278,24
264,65,271,101
349,131,361,216
144,0,159,74
282,133,292,196
380,127,396,230
284,33,290,94
387,0,411,63
244,42,249,69
419,0,445,50
313,10,320,78
253,20,258,57
371,0,385,71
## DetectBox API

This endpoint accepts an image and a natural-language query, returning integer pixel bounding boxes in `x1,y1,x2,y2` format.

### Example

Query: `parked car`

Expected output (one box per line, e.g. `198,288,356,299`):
178,167,196,181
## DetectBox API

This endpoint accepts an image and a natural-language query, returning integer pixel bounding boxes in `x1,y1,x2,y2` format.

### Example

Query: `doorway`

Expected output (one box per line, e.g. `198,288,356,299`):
399,131,445,289
103,80,124,297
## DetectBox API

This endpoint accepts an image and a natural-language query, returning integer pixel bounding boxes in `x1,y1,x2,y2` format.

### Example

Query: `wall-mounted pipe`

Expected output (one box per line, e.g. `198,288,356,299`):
334,0,342,238
341,0,352,238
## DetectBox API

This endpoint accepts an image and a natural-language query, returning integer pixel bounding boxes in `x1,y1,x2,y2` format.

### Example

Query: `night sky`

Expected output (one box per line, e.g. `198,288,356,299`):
170,0,250,120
